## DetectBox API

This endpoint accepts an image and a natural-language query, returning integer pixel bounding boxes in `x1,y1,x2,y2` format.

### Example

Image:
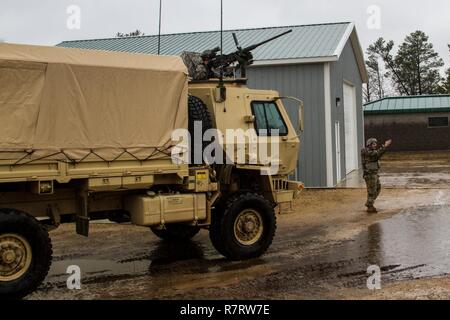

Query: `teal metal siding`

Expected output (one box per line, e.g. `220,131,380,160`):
58,22,351,62
364,95,450,114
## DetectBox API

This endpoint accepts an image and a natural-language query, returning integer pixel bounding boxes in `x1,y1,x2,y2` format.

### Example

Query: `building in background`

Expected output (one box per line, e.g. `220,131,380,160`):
364,95,450,151
58,22,368,187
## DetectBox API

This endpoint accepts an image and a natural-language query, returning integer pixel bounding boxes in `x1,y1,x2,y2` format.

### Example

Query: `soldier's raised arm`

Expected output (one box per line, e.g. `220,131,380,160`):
369,139,392,159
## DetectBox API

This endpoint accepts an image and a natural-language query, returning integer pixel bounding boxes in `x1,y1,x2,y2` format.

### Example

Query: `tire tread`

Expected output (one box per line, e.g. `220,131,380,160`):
0,209,53,299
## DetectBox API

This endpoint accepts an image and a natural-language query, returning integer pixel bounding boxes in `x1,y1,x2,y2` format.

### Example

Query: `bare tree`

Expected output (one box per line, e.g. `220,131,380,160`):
116,30,145,38
364,43,386,102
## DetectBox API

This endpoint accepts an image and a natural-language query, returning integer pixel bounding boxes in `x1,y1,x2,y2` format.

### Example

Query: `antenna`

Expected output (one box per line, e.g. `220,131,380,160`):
158,0,162,55
220,0,223,55
218,0,226,105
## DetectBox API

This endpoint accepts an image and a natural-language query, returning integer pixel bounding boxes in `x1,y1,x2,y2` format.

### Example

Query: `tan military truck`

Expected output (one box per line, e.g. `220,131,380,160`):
0,43,303,299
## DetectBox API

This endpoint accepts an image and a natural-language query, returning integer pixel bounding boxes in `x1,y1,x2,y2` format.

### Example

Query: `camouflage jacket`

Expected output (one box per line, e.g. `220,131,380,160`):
180,51,208,80
361,146,386,174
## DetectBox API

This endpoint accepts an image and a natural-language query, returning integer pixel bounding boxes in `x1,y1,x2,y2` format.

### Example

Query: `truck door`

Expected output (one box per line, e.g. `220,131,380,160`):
244,94,299,175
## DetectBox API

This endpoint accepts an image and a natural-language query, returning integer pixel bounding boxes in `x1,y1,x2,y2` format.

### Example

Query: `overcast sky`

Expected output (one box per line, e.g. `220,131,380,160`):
1,0,449,69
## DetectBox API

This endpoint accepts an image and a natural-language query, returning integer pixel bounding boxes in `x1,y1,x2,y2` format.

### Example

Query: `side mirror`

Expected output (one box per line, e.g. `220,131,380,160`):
299,101,304,133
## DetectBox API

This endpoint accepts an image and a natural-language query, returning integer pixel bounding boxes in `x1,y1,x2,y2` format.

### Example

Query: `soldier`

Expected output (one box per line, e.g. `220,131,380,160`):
180,51,208,80
181,49,224,80
361,138,392,213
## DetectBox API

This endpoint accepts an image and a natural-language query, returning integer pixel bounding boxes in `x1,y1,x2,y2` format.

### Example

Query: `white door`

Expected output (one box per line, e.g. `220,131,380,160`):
335,122,342,183
343,83,358,174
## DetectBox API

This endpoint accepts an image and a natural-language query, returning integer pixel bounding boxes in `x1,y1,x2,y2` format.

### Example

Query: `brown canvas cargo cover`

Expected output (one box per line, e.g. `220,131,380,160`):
0,43,188,162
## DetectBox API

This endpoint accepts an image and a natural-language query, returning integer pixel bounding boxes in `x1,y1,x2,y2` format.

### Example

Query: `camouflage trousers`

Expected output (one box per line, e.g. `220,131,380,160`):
364,173,381,207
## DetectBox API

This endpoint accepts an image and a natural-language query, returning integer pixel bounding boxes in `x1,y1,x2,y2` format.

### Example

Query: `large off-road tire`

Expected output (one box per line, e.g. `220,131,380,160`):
150,224,201,241
0,209,53,300
188,95,212,164
209,193,276,261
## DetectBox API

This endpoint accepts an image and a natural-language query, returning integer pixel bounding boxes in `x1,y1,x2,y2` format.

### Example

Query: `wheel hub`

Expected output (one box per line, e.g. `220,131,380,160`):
0,234,32,282
2,250,17,264
244,221,255,233
234,209,264,246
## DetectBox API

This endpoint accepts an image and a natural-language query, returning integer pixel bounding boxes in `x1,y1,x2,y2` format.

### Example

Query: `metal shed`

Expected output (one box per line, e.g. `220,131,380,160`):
364,95,450,151
58,22,368,187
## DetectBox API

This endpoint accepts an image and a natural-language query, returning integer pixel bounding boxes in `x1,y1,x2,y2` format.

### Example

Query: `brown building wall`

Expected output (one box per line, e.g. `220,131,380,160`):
364,112,450,151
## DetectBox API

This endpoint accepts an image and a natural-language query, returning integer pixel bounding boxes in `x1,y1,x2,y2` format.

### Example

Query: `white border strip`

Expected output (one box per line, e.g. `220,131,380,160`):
350,29,369,83
324,62,334,187
251,56,338,67
333,22,355,58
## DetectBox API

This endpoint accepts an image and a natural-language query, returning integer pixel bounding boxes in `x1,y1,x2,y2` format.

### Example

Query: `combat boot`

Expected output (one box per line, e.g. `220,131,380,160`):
367,206,377,213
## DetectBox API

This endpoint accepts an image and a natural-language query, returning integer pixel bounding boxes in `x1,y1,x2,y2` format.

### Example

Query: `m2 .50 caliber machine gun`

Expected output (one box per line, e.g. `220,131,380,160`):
202,29,292,79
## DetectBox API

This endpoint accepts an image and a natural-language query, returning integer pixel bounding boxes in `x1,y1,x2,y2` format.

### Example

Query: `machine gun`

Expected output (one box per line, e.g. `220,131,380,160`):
202,29,292,78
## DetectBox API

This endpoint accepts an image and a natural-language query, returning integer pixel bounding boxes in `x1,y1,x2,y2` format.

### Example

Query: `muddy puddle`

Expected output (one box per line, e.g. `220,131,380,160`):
364,204,450,278
47,259,149,285
319,204,450,285
44,239,222,288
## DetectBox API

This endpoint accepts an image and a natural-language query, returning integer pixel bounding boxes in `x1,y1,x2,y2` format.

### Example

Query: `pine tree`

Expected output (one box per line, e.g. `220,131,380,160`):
367,32,444,96
394,31,444,95
439,68,450,94
438,44,450,94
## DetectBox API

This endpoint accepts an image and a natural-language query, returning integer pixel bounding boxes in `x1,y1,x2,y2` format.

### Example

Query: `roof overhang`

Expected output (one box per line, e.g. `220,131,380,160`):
251,56,339,67
365,108,450,115
251,22,369,84
348,27,369,83
364,95,450,114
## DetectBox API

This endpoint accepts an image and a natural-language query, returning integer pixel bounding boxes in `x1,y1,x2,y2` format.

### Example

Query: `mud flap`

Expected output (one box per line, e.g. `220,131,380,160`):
76,216,90,237
75,186,90,237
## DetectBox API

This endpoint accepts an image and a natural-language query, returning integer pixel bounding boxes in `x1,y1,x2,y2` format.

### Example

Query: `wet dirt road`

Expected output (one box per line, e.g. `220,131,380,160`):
380,151,450,189
29,152,450,300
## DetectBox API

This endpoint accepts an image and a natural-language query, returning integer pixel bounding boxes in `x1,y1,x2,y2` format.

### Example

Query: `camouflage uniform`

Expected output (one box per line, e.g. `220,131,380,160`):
361,143,386,208
180,51,208,80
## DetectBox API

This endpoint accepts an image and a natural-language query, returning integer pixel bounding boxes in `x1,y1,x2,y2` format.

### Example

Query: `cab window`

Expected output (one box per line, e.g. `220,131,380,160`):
251,101,288,136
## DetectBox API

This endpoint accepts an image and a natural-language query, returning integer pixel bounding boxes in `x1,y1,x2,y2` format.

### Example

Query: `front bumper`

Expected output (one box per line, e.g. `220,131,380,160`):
274,181,305,204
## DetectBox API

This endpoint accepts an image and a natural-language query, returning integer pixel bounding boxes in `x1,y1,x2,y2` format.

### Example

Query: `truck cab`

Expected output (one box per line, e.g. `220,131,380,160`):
188,79,303,207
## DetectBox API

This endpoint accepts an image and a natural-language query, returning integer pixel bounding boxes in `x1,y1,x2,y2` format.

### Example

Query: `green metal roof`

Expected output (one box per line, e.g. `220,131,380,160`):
57,22,354,62
364,95,450,114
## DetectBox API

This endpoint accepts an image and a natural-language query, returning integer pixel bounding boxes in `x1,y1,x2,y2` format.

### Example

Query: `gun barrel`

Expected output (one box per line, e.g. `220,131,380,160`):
232,33,240,48
205,29,293,78
244,29,292,52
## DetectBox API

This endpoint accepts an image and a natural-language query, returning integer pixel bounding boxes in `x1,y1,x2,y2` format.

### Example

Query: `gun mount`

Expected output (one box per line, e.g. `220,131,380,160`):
202,29,292,79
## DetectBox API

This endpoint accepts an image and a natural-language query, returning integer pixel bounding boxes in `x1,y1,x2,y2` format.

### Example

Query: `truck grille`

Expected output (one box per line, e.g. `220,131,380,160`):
272,177,289,191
